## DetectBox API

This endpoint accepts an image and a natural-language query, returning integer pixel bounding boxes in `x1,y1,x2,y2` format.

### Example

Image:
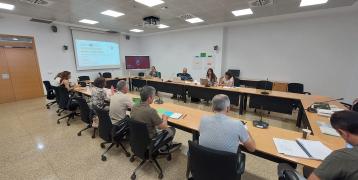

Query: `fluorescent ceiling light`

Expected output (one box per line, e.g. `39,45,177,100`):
135,0,164,7
300,0,328,7
158,24,169,29
232,8,253,16
0,2,15,10
79,19,98,25
101,10,125,17
130,29,144,32
185,17,204,24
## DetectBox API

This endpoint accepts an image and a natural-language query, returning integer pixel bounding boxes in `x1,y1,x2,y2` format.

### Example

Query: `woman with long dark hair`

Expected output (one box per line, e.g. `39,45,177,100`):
206,68,217,86
60,71,73,91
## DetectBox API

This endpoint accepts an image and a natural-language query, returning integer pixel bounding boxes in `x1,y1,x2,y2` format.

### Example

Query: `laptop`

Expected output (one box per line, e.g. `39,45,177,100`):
200,78,209,86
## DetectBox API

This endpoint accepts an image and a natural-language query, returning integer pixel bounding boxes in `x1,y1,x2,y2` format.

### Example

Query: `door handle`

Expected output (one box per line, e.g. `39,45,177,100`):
1,73,10,80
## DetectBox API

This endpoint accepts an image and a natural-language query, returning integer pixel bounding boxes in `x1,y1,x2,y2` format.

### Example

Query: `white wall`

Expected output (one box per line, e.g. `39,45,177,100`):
139,27,224,80
0,13,141,85
223,9,358,102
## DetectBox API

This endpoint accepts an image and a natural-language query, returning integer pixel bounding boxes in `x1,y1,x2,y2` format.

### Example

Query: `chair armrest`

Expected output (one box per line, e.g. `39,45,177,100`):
150,130,169,153
236,152,246,175
278,163,306,180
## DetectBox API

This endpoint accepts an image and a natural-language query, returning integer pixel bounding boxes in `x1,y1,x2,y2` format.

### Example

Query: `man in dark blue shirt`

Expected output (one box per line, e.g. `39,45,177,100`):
177,67,193,81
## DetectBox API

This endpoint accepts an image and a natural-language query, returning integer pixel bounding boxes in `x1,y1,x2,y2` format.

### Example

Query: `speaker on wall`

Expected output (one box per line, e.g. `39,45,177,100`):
125,35,130,40
63,45,68,51
51,25,58,33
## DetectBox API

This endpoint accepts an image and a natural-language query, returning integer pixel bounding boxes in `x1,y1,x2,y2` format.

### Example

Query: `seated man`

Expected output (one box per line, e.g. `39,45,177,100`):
199,94,256,153
109,80,133,124
131,86,181,150
177,67,193,81
308,110,358,180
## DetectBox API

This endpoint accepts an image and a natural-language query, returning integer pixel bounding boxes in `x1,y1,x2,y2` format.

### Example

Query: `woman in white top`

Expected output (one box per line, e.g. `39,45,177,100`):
219,71,234,87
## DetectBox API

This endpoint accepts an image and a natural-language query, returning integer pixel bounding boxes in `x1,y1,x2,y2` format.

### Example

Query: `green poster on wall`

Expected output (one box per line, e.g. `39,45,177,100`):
200,52,206,57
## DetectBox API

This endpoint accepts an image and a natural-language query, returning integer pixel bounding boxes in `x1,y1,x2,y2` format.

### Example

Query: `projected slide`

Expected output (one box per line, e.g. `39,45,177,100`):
74,40,120,70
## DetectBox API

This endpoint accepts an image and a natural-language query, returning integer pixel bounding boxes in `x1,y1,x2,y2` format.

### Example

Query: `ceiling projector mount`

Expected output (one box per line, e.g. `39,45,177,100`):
143,16,160,28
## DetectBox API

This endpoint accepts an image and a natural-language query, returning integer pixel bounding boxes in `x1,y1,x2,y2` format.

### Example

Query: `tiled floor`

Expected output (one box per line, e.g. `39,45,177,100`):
0,93,300,180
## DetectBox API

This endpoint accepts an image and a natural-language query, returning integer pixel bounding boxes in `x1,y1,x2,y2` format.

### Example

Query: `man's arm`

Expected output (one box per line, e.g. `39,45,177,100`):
157,115,168,130
308,173,320,180
242,132,256,152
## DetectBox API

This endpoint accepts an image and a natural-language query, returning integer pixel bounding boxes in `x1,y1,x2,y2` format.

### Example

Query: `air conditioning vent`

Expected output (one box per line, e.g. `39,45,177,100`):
106,30,119,34
178,13,195,20
20,0,53,6
249,0,273,7
30,18,53,24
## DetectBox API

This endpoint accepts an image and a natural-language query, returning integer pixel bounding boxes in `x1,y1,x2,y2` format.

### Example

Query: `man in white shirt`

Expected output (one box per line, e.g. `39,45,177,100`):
199,94,256,153
109,80,133,124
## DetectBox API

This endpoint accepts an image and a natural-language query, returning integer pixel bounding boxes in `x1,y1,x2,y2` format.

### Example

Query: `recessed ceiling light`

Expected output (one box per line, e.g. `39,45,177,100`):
158,24,169,29
232,8,253,16
101,10,125,17
135,0,164,7
130,29,144,33
79,19,98,25
12,38,18,41
300,0,328,7
185,17,204,24
0,2,15,10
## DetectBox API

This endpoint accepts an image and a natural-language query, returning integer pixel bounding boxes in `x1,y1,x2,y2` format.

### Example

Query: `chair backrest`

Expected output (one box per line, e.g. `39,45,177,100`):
280,170,301,180
103,72,112,78
43,81,56,99
95,108,113,142
188,141,242,180
256,80,273,90
138,72,145,77
74,97,92,124
288,83,304,94
228,69,240,79
57,86,70,109
78,76,90,81
128,119,151,160
105,79,120,89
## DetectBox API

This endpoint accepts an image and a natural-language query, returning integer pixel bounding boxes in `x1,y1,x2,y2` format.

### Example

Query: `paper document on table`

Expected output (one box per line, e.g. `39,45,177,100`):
273,138,309,159
317,121,340,137
170,113,183,119
296,139,332,160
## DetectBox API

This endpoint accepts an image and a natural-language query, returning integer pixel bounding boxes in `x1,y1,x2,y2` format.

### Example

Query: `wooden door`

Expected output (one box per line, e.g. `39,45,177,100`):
5,48,44,100
0,48,15,103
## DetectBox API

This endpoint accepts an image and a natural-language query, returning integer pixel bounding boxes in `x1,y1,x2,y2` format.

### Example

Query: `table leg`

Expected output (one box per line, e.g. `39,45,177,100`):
239,94,244,115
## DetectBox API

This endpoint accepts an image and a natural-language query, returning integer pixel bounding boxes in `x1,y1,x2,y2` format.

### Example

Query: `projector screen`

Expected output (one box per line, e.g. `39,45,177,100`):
71,29,121,70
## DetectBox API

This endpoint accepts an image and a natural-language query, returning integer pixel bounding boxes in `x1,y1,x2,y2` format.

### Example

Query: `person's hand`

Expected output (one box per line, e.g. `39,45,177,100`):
162,114,169,121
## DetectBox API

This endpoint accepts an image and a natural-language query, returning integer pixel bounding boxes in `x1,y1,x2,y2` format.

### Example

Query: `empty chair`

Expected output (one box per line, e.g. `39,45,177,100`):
102,72,112,78
128,119,174,180
43,81,56,109
75,97,97,138
56,86,79,126
278,163,306,180
95,108,130,161
256,80,273,90
187,141,245,180
288,83,311,95
105,79,120,89
138,72,145,77
78,76,90,82
249,80,273,111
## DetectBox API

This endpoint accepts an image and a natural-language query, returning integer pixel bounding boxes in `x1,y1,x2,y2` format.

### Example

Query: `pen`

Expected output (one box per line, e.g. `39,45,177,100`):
182,114,187,119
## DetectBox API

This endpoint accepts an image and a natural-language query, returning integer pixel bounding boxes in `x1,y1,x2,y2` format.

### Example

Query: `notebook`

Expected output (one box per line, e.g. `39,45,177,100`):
317,121,340,137
157,108,183,119
273,138,332,160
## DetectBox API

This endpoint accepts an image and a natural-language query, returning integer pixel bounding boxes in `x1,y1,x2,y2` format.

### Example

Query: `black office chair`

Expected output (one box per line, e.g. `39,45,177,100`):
187,141,245,180
138,72,145,77
95,108,130,161
105,79,120,89
78,76,90,82
128,120,174,179
102,72,112,78
228,69,240,79
56,86,79,126
341,99,358,112
75,97,97,138
278,163,306,180
249,80,273,112
43,81,57,109
288,83,311,95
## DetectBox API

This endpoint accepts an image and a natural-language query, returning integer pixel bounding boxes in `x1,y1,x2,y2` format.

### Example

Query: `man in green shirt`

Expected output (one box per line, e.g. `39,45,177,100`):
308,110,358,180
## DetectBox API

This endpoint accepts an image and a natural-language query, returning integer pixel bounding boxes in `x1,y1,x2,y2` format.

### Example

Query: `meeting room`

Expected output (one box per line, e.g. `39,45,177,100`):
0,0,358,179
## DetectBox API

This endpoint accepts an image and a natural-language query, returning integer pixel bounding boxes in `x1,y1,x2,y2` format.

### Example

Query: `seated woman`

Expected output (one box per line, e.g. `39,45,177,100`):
149,66,159,78
60,71,74,91
53,72,62,86
219,71,234,87
206,68,217,86
91,77,110,111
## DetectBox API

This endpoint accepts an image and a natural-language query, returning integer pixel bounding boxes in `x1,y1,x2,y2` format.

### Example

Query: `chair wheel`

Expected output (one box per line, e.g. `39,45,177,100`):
100,143,105,148
67,123,70,126
125,152,131,157
130,156,135,162
46,106,50,109
57,114,61,116
158,173,163,179
57,121,60,124
77,132,81,136
101,155,107,161
167,154,172,161
131,173,136,180
91,135,95,139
